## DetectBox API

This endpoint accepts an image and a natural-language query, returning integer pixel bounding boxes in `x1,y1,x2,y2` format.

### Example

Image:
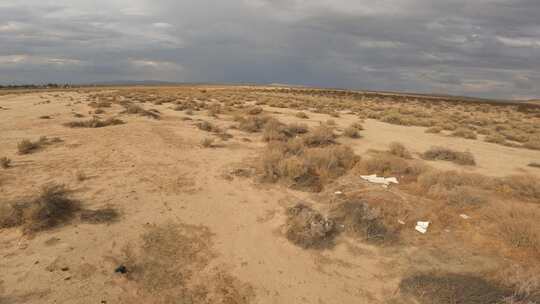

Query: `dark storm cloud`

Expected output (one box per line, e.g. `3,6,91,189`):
0,0,539,98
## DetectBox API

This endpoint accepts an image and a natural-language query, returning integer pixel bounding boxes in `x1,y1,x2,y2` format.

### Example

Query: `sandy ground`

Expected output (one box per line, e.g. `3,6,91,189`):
0,89,538,304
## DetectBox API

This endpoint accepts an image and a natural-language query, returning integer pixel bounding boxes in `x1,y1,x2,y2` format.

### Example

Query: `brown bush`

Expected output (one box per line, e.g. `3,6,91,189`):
262,120,308,142
388,142,412,159
295,111,309,119
120,102,160,119
64,117,124,128
485,133,507,145
260,139,358,191
238,115,272,133
0,184,79,233
302,125,335,147
493,175,540,203
330,199,396,244
285,204,336,249
196,121,221,133
17,136,62,154
451,128,477,139
422,146,476,166
399,273,510,304
246,106,263,115
425,126,442,134
343,126,360,138
1,156,11,168
356,154,426,178
200,137,215,148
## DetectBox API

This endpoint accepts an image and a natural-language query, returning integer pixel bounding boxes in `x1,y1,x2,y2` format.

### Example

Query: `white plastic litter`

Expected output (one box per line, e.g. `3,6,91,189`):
360,174,399,187
460,214,470,220
334,191,343,195
415,221,430,234
398,220,405,225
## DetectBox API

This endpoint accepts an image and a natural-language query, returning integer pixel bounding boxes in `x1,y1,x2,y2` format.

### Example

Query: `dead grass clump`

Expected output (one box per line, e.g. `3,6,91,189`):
64,117,124,128
260,140,358,191
528,162,540,168
330,199,396,244
80,208,119,224
262,119,308,142
247,106,263,115
343,126,360,138
123,223,215,296
200,137,215,148
120,102,160,119
451,127,477,139
356,154,426,178
285,203,336,249
238,115,272,133
388,142,412,159
17,136,61,154
1,156,11,169
196,121,221,133
493,175,540,203
485,133,507,145
0,184,79,233
417,171,487,194
422,146,476,166
302,125,335,147
425,126,442,134
445,186,488,208
399,273,509,304
295,111,309,119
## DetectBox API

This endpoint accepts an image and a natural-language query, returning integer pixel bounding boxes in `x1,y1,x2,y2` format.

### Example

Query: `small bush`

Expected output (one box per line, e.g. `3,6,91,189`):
17,136,60,155
64,117,124,128
200,137,215,148
238,115,272,133
422,146,476,166
524,137,540,150
528,162,540,168
485,133,507,145
196,121,221,133
247,106,263,115
343,126,360,138
1,156,11,168
425,126,442,134
295,112,309,119
451,128,477,139
302,125,335,147
120,102,160,119
0,184,79,233
388,142,412,159
356,154,426,178
285,204,336,249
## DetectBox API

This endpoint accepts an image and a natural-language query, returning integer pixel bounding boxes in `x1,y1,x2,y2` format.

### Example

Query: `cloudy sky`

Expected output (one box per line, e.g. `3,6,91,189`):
0,0,539,99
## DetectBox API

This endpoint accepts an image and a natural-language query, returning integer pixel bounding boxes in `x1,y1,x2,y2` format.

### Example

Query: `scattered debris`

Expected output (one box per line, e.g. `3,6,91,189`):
460,214,470,220
285,203,336,249
415,221,430,234
360,174,399,188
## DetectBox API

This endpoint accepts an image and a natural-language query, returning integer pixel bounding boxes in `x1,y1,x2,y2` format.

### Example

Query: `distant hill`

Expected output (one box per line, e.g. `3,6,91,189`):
87,80,181,86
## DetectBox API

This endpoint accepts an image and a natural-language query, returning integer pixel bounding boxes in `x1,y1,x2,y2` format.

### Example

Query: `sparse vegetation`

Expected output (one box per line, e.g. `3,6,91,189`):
295,111,309,119
17,136,61,154
285,204,336,249
64,117,124,128
343,125,360,138
422,146,476,166
0,157,11,169
451,127,477,139
388,142,412,159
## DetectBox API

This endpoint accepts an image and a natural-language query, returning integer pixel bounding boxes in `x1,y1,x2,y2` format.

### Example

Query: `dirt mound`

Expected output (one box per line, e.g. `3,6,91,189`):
285,204,336,249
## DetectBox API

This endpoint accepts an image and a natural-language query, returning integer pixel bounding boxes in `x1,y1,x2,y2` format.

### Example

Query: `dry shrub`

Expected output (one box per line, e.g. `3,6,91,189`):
523,137,540,150
388,142,412,159
489,203,540,254
528,162,540,168
399,273,510,304
422,146,476,166
493,175,540,203
381,113,410,126
196,121,221,133
262,119,308,142
356,154,426,178
260,139,358,191
238,115,272,133
246,106,263,115
64,117,124,128
120,102,160,119
445,186,488,208
0,184,79,233
200,137,215,148
17,136,61,154
302,125,335,147
285,204,336,249
330,199,397,244
1,156,11,169
485,133,507,145
295,111,309,119
501,267,540,304
451,127,477,139
425,126,442,134
343,126,360,138
80,208,119,224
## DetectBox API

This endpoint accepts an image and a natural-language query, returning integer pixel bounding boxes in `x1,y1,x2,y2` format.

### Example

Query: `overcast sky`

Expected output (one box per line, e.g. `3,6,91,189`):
1,0,539,99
